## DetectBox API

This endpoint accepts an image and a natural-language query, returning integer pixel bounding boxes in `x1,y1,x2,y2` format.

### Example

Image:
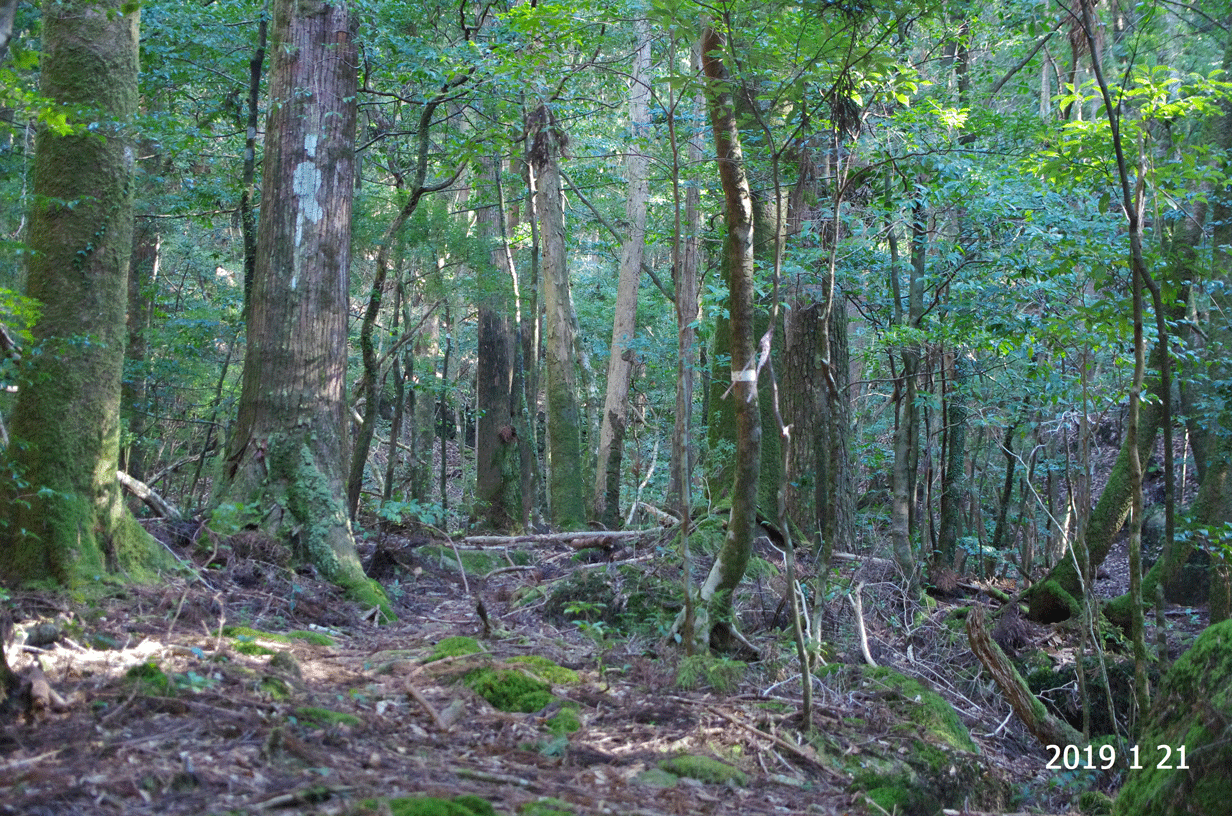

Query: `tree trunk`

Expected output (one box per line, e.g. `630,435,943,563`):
122,216,159,483
691,22,760,653
215,0,387,616
0,0,165,586
530,104,586,530
936,351,970,569
887,195,925,597
593,19,651,528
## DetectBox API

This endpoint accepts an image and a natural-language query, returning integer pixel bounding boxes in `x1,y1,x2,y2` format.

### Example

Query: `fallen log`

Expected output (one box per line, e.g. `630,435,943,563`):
461,530,648,547
966,604,1082,748
117,470,182,520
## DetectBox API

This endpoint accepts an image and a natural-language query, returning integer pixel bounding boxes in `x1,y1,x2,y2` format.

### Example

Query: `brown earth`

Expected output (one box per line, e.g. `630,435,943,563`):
0,519,1154,816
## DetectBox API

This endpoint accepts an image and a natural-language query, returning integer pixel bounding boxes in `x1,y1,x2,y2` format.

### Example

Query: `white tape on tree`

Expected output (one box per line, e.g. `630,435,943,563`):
731,368,757,383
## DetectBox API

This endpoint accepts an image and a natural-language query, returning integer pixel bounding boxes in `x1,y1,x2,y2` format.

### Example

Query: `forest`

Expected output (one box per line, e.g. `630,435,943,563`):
1,0,1232,814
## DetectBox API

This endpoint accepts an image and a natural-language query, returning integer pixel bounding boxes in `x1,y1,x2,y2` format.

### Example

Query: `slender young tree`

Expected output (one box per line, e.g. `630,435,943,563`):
215,0,388,615
684,21,760,654
1,0,166,585
593,17,652,528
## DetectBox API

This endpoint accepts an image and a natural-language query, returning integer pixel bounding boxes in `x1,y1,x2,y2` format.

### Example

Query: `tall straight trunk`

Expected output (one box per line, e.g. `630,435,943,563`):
668,59,704,510
530,104,586,529
475,158,521,531
888,195,925,597
936,351,969,569
593,19,652,528
123,216,159,483
216,0,386,615
691,23,760,653
0,0,164,585
410,284,439,503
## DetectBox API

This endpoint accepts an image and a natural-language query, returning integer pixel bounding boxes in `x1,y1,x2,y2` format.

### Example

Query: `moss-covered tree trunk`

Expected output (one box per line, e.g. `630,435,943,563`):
215,0,387,616
530,104,586,530
0,0,166,586
691,22,760,653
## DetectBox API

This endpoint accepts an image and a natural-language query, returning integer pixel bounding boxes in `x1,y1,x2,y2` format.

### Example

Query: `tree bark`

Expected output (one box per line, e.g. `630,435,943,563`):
1,0,165,585
691,22,760,653
215,0,387,616
593,18,652,528
530,104,586,530
122,216,158,484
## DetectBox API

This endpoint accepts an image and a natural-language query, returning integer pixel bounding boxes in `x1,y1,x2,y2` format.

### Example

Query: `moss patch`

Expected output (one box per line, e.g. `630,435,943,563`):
519,798,574,815
545,704,582,736
464,667,552,713
352,795,495,816
222,626,334,647
659,754,748,786
125,661,171,695
508,655,579,684
427,636,483,662
293,706,361,728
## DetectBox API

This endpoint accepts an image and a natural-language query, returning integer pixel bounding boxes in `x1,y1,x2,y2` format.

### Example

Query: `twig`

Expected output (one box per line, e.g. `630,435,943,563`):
700,703,846,781
0,748,64,773
406,680,449,732
849,582,878,667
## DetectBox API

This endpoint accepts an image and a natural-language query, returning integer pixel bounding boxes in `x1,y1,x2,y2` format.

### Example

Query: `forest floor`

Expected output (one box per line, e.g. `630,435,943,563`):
0,516,1208,816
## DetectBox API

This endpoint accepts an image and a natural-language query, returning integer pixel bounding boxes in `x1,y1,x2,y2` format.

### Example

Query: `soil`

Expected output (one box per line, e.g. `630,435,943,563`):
0,519,1194,816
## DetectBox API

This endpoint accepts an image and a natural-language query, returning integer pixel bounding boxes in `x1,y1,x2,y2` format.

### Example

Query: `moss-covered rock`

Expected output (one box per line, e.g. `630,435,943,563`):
1113,618,1232,816
659,754,748,786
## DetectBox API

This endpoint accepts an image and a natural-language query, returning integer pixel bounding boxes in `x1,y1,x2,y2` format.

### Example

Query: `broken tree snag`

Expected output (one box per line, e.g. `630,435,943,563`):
966,604,1083,748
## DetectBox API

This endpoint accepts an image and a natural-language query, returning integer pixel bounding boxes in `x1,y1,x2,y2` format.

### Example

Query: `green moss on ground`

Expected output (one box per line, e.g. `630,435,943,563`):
427,636,483,662
125,662,171,695
658,754,748,786
464,667,552,713
545,704,581,736
222,626,334,647
293,706,361,728
508,654,579,684
351,794,495,816
520,797,574,815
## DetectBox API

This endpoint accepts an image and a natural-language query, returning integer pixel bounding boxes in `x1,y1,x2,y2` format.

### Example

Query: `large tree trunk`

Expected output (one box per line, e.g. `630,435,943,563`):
215,0,387,615
592,19,652,528
0,0,164,585
690,23,760,654
530,104,586,529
